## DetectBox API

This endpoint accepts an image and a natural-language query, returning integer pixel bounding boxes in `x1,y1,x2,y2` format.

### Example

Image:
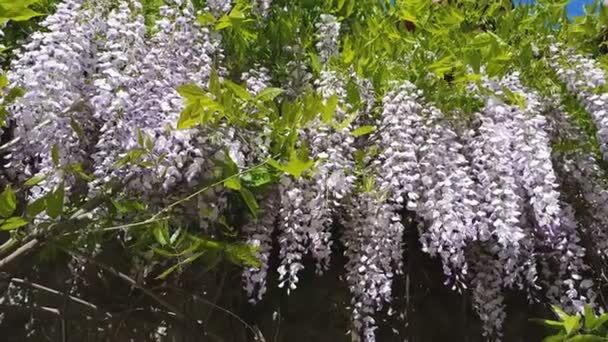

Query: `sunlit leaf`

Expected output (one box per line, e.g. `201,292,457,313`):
0,185,17,218
0,217,28,231
352,125,376,137
240,187,258,219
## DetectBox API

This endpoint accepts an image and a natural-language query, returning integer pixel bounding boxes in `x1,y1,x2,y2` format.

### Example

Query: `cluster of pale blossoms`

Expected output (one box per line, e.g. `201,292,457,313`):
3,1,608,342
550,44,608,161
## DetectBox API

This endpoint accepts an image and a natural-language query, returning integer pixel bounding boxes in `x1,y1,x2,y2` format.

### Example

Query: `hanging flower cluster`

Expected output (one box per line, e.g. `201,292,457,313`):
550,44,608,161
6,0,231,221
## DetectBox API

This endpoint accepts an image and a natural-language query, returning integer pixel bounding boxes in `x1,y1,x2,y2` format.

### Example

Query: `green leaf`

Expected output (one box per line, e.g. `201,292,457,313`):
152,222,170,246
543,333,568,342
429,55,454,79
224,80,252,101
4,87,25,104
352,125,376,137
45,183,64,219
242,166,275,188
255,87,285,102
0,6,42,22
551,306,581,335
566,336,607,342
51,144,60,166
209,68,221,98
268,156,315,179
240,187,258,219
322,94,338,123
0,185,17,218
24,175,45,187
286,157,314,178
586,309,608,332
197,12,216,26
70,118,85,140
26,196,46,218
137,128,144,147
177,103,202,129
155,263,181,280
0,217,28,231
224,177,241,191
584,305,598,331
225,242,261,268
155,250,205,280
0,73,7,89
176,83,207,99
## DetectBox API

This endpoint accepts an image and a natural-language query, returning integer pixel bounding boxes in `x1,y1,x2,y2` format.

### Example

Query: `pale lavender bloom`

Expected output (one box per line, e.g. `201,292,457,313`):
416,106,479,285
464,100,526,287
276,177,308,292
542,203,595,312
7,0,107,198
242,66,271,96
343,191,404,342
468,245,507,340
490,73,562,240
242,187,280,302
276,70,357,279
252,0,272,18
284,58,313,98
207,0,232,16
550,44,608,161
377,82,423,209
315,14,340,64
90,1,221,198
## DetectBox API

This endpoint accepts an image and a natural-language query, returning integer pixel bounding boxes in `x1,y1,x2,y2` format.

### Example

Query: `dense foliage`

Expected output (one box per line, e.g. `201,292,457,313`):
2,0,608,341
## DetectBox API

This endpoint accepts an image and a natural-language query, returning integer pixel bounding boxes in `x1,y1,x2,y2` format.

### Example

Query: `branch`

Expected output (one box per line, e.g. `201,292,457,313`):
161,284,264,341
58,246,205,334
0,238,39,269
10,277,112,318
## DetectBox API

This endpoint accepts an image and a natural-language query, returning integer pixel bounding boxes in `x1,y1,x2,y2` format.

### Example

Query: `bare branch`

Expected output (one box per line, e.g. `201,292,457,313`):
10,277,112,318
0,238,39,270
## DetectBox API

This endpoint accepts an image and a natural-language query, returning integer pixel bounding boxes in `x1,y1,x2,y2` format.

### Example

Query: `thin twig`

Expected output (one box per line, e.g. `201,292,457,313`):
203,265,227,324
10,277,112,318
0,238,39,269
58,246,204,334
0,119,51,152
64,157,273,236
161,284,263,341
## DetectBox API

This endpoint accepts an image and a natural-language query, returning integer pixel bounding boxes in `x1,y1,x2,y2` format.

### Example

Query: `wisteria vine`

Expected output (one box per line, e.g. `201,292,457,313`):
2,1,608,342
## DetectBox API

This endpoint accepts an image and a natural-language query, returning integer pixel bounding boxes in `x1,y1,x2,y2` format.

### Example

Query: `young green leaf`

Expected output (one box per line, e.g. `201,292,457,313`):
0,217,29,231
176,83,207,99
0,73,7,89
224,242,261,267
24,174,45,187
551,306,581,335
0,185,17,218
224,177,242,191
322,94,338,122
240,187,258,219
45,183,65,219
352,125,376,137
177,103,202,129
26,196,46,218
70,118,85,140
152,222,170,246
224,80,252,101
209,68,221,98
51,144,60,166
255,87,285,102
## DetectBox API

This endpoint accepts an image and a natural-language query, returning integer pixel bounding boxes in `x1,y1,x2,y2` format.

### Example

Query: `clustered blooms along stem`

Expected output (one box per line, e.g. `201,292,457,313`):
550,44,608,161
315,14,340,64
3,2,608,342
